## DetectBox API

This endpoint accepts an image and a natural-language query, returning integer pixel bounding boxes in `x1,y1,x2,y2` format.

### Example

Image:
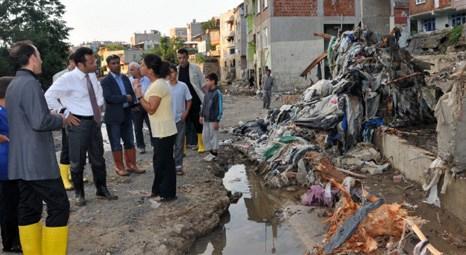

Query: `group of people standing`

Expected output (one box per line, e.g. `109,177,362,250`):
0,41,223,254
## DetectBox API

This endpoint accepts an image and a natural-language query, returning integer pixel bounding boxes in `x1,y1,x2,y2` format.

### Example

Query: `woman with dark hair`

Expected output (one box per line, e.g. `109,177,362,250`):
133,54,178,202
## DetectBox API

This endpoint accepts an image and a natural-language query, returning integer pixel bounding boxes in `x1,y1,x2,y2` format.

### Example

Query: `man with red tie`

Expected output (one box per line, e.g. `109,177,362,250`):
45,47,117,207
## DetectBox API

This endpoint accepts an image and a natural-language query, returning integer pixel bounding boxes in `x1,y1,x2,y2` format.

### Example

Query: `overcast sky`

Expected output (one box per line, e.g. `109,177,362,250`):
61,0,243,45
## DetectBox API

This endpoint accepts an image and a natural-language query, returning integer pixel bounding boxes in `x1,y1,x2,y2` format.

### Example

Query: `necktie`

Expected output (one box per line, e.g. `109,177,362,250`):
85,74,101,124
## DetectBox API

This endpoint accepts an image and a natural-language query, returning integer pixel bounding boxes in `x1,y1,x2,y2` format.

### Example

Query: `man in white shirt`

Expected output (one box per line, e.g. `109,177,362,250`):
128,62,152,153
45,47,117,206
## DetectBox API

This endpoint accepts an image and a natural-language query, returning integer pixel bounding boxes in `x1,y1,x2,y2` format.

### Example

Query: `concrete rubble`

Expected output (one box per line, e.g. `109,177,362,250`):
227,27,466,254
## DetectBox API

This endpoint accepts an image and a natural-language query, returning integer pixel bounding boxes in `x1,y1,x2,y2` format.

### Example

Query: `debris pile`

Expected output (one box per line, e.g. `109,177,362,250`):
422,58,466,207
229,28,449,254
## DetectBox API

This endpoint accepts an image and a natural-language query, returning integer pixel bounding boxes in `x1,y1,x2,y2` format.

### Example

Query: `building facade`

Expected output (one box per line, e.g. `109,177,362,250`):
169,27,188,41
219,4,248,83
187,19,204,42
244,0,392,91
410,0,466,33
130,30,161,50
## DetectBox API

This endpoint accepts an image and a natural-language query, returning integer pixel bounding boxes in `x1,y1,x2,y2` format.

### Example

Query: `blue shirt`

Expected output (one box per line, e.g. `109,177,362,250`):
111,72,129,108
170,81,192,123
0,107,9,180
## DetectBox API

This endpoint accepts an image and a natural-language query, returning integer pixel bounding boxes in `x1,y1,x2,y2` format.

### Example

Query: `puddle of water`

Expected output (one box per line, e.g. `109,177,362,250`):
188,164,304,255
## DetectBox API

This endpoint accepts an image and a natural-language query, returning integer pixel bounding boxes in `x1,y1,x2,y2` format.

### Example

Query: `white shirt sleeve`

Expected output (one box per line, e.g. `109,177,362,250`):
184,84,192,101
45,75,68,112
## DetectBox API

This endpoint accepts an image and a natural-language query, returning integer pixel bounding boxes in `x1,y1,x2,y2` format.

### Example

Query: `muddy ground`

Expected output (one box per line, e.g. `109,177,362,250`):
62,95,277,255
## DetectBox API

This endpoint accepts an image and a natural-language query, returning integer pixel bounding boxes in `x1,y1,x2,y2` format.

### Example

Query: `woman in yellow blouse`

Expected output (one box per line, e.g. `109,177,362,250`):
133,54,178,202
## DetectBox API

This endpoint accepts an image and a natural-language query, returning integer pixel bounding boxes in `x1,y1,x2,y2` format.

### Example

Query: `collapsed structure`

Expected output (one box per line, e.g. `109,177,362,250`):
230,25,466,254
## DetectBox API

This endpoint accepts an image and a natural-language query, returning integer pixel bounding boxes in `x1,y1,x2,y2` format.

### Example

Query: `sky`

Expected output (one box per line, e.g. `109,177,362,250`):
61,0,243,45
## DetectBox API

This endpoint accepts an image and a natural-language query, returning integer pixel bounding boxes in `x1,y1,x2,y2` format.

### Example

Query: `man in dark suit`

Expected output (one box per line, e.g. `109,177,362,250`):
101,55,145,176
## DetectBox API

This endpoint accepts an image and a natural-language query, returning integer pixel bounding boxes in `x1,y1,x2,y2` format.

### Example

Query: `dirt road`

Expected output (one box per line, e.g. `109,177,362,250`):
66,95,275,255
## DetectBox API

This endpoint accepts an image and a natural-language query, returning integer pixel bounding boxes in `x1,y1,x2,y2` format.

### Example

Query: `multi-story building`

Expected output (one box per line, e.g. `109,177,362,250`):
169,27,188,41
130,30,161,50
187,19,204,42
410,0,466,33
220,4,248,82
244,0,392,91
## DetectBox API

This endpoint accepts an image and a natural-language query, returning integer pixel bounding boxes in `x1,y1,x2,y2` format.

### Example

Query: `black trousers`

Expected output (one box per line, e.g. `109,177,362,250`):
67,119,107,189
0,181,20,250
186,102,202,146
151,135,176,198
132,105,152,149
59,128,69,164
17,179,69,227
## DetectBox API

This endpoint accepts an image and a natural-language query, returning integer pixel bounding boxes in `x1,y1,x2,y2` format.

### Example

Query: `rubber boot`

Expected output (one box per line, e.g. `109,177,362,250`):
112,151,129,176
42,226,68,255
71,171,86,206
124,148,145,174
18,222,42,255
59,164,73,191
197,134,206,153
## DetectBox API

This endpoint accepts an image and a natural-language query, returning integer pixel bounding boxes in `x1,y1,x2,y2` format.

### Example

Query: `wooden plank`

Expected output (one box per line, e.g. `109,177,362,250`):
300,52,327,77
405,219,443,255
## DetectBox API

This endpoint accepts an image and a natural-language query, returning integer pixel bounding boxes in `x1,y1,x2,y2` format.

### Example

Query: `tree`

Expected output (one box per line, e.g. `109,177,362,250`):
0,0,71,86
145,36,184,64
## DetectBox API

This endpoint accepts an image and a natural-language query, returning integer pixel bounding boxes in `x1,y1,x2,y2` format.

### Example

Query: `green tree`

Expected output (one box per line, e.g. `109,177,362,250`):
0,0,71,86
145,36,184,64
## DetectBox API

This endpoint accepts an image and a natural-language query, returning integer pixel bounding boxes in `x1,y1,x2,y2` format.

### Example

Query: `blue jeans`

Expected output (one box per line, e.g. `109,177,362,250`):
106,110,135,152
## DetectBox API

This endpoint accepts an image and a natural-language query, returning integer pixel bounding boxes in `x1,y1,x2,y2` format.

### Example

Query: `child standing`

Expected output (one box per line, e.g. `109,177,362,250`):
200,73,223,162
0,76,21,253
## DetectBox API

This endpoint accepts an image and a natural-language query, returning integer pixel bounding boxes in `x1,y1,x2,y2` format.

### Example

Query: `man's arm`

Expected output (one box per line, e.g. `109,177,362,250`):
45,75,68,113
101,78,127,105
24,81,64,131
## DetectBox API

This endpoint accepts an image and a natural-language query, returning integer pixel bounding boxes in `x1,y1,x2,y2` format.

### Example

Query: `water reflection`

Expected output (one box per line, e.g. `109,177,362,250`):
188,164,303,255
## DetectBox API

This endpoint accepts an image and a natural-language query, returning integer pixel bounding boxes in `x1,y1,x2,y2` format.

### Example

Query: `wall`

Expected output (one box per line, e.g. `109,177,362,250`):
363,0,391,34
324,0,356,16
436,15,450,28
410,0,434,15
274,0,318,16
455,0,466,10
268,15,359,91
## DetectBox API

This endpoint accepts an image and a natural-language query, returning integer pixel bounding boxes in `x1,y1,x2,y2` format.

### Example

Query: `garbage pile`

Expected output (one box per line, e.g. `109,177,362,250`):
232,28,435,188
230,28,446,254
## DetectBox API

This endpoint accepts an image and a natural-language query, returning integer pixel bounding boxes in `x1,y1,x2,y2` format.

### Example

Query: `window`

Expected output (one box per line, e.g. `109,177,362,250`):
451,13,466,26
230,48,235,55
257,0,261,14
264,0,268,9
423,18,436,32
416,0,426,4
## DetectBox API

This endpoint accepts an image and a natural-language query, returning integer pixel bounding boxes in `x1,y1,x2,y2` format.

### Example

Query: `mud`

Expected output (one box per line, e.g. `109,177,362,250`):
363,169,466,254
59,95,281,255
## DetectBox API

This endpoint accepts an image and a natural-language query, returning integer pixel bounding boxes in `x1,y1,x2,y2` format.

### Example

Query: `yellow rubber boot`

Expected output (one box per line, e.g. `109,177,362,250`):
197,134,205,153
42,226,68,255
59,164,73,190
19,222,42,255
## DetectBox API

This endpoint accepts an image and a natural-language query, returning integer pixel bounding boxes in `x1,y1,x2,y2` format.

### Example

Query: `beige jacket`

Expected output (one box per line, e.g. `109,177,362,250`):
177,63,205,103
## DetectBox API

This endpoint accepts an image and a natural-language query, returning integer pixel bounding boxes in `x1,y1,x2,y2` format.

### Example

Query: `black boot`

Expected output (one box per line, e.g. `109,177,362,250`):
93,165,118,200
71,171,86,206
96,186,118,200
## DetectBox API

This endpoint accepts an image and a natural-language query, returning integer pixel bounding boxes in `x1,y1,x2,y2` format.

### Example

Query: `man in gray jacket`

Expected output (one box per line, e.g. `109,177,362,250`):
262,68,273,109
6,41,72,254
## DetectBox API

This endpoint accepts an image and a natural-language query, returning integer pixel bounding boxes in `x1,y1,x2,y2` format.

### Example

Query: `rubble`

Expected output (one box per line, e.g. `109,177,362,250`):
229,27,454,254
